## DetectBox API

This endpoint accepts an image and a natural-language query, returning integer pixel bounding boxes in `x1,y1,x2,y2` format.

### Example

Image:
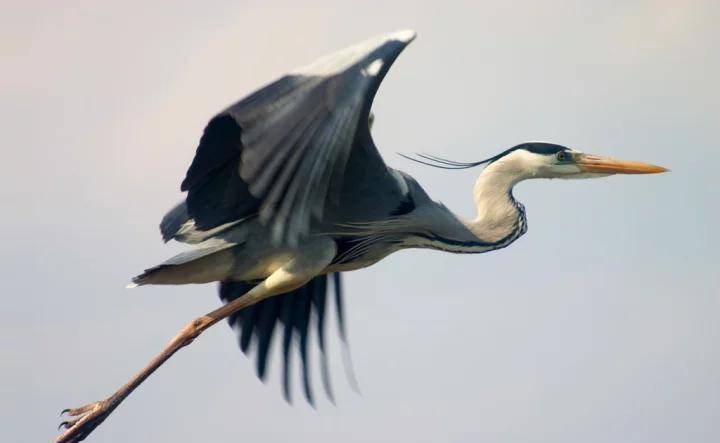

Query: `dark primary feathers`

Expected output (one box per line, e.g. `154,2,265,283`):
179,31,416,246
219,274,350,404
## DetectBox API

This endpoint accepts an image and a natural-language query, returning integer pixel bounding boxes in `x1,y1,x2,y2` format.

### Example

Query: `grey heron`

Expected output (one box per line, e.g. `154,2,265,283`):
56,29,667,442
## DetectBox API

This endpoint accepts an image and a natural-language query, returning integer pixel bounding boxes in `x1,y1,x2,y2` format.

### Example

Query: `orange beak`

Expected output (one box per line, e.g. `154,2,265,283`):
575,154,669,174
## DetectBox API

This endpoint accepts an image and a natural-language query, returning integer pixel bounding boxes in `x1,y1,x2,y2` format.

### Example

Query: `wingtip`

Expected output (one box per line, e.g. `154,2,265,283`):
391,29,417,43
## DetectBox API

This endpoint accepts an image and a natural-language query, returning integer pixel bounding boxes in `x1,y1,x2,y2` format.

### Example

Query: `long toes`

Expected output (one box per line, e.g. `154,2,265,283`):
56,400,113,443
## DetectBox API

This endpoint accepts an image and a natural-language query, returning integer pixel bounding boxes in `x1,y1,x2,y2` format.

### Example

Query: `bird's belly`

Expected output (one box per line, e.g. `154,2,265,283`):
227,250,294,281
232,253,295,281
225,234,297,281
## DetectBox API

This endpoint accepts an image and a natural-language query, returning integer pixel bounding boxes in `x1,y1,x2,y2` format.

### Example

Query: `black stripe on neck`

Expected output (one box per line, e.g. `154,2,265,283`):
419,194,527,253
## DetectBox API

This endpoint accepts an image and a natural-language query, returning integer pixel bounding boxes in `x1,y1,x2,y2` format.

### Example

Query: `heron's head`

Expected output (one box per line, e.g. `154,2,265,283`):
490,142,668,180
404,142,668,181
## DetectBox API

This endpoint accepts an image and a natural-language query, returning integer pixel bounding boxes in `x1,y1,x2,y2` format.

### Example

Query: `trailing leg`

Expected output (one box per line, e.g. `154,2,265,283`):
56,239,336,443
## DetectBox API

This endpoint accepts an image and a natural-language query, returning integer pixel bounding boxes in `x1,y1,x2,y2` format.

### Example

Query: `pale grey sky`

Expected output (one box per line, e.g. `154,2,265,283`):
2,1,719,442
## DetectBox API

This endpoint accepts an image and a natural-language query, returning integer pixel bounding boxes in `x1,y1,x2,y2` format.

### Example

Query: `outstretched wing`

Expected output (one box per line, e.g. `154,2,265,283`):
220,273,354,404
177,30,416,245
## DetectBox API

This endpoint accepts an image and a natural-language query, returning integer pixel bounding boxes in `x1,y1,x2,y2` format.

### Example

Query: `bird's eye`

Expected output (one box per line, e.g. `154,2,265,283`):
556,151,567,162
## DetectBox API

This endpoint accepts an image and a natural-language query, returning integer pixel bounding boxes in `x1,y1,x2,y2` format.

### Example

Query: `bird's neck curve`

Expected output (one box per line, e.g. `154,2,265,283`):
465,159,527,244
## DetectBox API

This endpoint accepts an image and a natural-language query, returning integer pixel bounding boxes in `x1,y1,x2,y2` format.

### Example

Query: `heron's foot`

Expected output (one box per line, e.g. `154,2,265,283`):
56,396,118,443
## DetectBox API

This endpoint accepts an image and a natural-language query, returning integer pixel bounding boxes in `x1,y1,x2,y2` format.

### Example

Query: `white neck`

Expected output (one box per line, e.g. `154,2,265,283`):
465,153,528,243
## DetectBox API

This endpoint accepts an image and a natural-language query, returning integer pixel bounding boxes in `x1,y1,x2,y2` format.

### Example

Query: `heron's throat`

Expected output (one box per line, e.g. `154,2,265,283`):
468,162,526,243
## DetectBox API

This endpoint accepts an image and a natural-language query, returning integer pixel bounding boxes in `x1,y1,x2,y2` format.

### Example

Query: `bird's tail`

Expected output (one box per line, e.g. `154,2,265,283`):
129,242,237,287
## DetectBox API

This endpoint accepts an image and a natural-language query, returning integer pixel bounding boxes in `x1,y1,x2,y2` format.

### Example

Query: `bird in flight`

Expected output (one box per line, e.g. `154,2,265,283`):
57,30,667,442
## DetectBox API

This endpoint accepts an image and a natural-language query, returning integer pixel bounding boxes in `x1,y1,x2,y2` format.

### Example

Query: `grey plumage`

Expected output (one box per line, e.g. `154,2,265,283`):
136,30,525,401
132,30,534,402
131,30,666,404
144,31,418,402
57,31,668,443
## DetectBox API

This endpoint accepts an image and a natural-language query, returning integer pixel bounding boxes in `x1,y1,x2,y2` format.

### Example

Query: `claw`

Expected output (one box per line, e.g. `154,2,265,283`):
58,418,80,430
58,419,76,431
60,408,70,417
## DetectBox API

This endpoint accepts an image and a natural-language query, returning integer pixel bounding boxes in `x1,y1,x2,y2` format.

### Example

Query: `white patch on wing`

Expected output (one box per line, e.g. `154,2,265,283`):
364,59,384,76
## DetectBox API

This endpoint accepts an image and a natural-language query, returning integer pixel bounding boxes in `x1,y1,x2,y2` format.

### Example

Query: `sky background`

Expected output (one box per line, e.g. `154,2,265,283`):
2,1,719,442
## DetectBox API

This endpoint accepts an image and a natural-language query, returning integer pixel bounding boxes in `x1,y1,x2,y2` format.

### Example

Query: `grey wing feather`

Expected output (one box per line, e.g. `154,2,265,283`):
174,30,416,245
